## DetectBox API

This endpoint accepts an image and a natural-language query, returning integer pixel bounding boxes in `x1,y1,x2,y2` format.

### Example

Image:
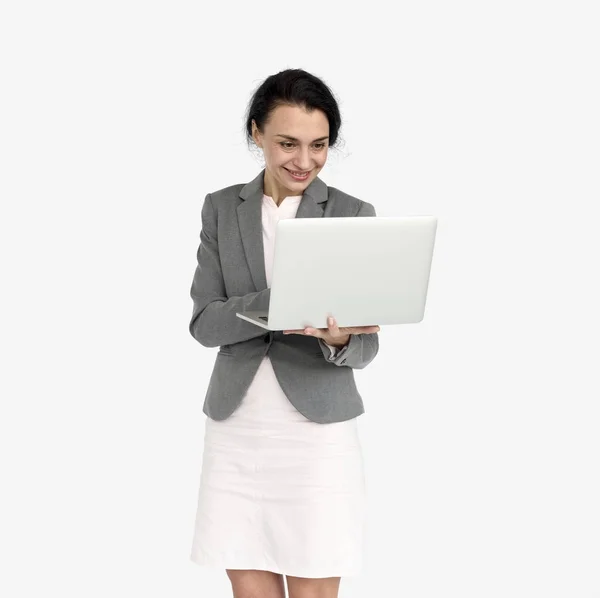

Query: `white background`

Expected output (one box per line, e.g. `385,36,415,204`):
1,1,599,597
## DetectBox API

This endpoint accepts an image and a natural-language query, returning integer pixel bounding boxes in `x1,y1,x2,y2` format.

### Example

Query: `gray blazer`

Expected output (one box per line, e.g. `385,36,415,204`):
188,168,379,424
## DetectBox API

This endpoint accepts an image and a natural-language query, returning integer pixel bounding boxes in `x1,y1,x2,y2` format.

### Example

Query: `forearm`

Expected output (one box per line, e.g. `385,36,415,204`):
318,332,379,369
189,288,271,348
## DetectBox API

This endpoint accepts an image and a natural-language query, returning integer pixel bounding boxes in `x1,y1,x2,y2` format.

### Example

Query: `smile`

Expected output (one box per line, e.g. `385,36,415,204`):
285,169,311,180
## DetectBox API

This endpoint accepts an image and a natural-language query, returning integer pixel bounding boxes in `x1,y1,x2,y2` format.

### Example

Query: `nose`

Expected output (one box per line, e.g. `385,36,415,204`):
293,147,312,171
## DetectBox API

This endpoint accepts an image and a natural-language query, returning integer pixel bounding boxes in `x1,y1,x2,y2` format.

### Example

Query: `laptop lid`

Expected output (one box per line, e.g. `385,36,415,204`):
263,215,437,330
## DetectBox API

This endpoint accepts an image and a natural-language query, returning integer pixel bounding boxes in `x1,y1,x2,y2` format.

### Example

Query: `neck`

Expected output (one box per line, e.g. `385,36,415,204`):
263,169,296,206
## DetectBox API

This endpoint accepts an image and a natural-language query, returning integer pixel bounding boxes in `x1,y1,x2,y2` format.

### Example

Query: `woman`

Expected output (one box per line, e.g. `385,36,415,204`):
188,68,380,598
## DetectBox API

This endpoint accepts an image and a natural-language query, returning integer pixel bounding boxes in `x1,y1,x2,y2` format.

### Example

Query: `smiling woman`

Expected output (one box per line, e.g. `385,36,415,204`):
251,103,330,204
188,68,380,598
244,69,342,207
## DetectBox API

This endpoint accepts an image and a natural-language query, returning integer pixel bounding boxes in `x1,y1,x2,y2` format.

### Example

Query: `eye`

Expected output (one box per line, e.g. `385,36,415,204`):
279,142,327,150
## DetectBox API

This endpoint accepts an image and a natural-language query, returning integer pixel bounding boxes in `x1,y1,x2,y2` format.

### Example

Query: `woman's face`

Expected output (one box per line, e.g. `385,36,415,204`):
252,103,329,198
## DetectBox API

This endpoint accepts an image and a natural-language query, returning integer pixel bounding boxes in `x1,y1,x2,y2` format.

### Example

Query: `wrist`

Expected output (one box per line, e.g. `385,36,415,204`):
329,334,351,348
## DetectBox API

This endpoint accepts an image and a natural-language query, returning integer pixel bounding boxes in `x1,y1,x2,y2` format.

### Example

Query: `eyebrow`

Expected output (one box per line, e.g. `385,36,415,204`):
275,134,329,142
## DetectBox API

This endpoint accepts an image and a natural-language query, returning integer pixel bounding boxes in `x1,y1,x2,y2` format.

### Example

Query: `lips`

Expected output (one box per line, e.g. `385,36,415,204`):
285,168,311,179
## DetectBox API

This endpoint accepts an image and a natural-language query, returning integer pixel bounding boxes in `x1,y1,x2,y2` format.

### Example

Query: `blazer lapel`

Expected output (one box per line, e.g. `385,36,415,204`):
237,168,328,292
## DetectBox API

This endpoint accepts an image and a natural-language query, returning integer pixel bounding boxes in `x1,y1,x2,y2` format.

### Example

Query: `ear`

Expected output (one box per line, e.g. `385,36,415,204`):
252,121,264,149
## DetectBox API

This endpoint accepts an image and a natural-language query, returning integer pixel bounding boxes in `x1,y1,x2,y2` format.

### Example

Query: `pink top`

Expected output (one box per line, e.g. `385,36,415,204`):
234,194,341,415
261,193,339,357
233,195,339,418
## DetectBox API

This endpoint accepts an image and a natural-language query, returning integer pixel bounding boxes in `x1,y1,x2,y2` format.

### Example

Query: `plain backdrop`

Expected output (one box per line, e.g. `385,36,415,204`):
1,1,599,597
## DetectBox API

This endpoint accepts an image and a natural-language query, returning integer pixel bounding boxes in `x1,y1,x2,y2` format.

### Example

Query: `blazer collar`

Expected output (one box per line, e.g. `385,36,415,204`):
239,167,328,205
237,168,328,291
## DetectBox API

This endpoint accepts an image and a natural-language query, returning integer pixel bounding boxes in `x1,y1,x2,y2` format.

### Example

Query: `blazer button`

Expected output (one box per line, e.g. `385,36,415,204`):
263,334,270,343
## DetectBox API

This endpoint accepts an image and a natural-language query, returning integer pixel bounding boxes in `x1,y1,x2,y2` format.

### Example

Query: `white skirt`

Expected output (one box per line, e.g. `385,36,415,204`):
190,355,367,578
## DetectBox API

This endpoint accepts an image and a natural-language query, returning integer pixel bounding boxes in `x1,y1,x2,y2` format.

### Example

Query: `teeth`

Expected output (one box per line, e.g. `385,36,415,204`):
290,170,308,176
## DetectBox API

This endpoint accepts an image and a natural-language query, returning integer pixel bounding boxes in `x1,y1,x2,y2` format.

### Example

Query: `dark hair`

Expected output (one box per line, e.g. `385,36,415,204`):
244,68,343,151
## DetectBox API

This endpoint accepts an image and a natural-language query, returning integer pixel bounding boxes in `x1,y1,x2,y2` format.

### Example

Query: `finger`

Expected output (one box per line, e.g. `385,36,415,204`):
327,316,340,334
304,327,328,337
357,326,379,333
345,326,380,334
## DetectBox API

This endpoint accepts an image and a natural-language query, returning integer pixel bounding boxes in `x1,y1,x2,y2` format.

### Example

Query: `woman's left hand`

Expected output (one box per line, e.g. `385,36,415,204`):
283,316,380,348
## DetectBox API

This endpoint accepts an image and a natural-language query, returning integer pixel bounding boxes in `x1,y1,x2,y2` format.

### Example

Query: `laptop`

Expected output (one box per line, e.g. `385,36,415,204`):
236,215,437,331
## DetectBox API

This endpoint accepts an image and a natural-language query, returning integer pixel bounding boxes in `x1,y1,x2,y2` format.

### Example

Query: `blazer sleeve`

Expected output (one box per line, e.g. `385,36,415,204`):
188,193,272,348
317,200,380,369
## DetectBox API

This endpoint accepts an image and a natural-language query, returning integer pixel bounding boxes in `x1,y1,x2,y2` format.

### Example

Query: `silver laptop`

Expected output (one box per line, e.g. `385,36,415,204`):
236,215,437,331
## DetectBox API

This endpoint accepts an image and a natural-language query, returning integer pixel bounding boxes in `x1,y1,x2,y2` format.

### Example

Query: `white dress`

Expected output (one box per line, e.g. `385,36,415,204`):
190,193,367,578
